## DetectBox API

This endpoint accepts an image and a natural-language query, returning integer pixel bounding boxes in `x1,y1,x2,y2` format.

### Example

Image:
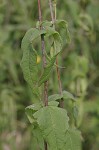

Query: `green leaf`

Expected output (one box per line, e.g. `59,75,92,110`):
55,20,71,43
48,91,76,102
25,103,42,123
45,26,62,55
38,28,62,86
26,103,42,111
50,43,55,58
64,128,82,150
41,21,53,27
73,105,79,121
63,90,76,101
32,125,44,150
38,54,58,86
45,27,62,54
48,101,59,106
20,28,45,97
21,44,39,96
36,20,53,29
48,94,62,101
33,106,69,150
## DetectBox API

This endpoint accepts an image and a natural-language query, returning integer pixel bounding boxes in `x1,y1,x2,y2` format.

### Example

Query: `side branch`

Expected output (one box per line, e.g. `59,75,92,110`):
48,0,64,108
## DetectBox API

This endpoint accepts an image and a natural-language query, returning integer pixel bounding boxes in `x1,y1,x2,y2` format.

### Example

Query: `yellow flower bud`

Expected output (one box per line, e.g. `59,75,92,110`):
37,55,41,64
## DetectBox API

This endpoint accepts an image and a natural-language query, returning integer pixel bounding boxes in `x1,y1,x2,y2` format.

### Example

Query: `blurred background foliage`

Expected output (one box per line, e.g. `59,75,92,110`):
0,0,99,150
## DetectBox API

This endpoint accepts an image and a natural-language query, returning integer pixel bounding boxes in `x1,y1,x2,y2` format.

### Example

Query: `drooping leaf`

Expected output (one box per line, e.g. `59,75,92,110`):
38,53,58,86
48,91,76,102
55,20,71,43
20,28,46,97
63,90,76,101
38,28,62,86
45,27,62,55
21,44,39,96
33,106,69,150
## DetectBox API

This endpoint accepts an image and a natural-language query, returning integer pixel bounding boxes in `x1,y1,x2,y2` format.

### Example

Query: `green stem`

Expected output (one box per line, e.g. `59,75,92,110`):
49,0,55,24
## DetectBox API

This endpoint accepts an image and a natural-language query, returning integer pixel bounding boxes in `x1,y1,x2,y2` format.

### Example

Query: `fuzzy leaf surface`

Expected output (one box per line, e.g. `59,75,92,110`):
20,28,45,97
64,128,82,150
32,125,45,150
33,106,69,150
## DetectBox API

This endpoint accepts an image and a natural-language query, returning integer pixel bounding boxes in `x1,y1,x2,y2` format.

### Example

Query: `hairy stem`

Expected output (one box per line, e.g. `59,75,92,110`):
48,0,64,108
37,0,48,148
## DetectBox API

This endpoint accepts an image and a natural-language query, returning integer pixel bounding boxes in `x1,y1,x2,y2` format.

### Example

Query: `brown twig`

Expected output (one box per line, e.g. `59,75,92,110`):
48,0,64,108
38,0,48,107
37,0,48,149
